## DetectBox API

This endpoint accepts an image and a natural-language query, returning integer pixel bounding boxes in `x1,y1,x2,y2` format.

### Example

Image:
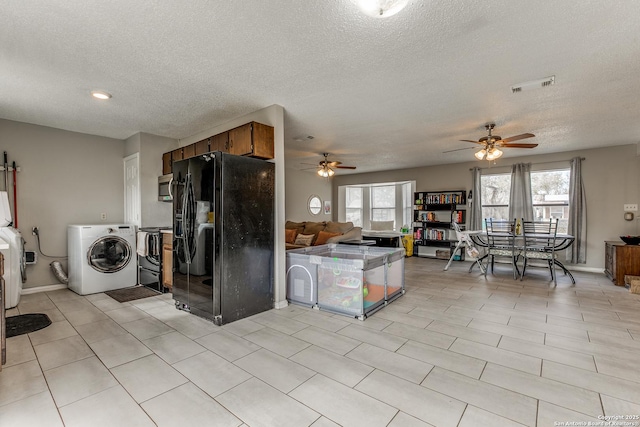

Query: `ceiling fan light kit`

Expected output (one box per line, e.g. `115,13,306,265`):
305,153,357,177
449,123,537,161
352,0,408,18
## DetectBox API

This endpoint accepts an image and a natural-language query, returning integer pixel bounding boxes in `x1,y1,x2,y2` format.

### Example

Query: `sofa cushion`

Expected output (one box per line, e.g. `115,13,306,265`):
370,220,395,231
314,230,341,246
285,229,297,244
302,221,326,237
293,233,315,247
325,221,354,234
285,220,306,236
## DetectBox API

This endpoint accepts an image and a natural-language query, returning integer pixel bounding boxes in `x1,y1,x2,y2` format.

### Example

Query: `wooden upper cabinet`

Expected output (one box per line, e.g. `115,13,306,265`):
182,143,196,159
161,122,274,173
162,152,172,175
195,138,210,156
211,132,229,153
229,122,274,159
171,147,184,163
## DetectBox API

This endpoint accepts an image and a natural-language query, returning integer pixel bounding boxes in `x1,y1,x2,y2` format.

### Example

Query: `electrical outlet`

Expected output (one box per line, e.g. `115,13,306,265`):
32,226,38,236
100,213,107,221
624,204,638,212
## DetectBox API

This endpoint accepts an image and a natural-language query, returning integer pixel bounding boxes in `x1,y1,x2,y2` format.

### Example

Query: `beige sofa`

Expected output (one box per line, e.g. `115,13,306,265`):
285,220,362,250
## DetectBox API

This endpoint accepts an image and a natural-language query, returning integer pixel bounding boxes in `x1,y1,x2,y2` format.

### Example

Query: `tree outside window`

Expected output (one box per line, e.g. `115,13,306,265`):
481,174,511,222
345,187,363,227
371,185,395,223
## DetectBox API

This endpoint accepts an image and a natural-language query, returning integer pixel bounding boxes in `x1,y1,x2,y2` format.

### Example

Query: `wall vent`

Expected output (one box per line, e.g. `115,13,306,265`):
511,75,555,93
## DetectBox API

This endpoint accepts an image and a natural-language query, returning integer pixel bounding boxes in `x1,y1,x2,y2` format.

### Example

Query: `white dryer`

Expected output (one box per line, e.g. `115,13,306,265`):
68,224,137,295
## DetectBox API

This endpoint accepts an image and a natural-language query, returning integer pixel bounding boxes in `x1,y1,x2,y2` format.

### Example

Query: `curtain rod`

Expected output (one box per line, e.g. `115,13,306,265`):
469,157,585,171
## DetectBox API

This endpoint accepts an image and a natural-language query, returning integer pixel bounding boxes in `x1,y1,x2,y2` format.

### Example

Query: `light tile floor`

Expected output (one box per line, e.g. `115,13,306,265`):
2,258,640,426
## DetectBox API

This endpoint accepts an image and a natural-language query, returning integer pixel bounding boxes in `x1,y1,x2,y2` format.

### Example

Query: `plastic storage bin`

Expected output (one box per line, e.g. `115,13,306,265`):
286,244,405,319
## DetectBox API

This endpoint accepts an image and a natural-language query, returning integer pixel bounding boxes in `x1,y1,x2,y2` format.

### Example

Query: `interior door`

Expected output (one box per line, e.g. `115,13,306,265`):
123,153,141,227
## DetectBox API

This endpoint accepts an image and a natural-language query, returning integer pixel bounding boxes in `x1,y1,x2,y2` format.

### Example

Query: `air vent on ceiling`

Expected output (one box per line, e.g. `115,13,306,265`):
294,135,315,142
511,75,555,93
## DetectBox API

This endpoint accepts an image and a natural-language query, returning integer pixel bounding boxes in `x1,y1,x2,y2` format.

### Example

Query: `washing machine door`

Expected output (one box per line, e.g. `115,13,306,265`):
87,236,132,273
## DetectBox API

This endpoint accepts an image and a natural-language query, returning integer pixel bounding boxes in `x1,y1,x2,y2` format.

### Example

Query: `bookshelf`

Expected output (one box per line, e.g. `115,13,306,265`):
413,190,466,260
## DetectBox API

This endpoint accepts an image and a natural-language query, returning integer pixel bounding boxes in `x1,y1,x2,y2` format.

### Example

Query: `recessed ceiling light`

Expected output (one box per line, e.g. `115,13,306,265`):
91,90,112,100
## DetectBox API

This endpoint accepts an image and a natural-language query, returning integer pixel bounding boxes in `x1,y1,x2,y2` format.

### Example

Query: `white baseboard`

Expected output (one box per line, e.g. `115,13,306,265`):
21,284,68,295
274,299,289,309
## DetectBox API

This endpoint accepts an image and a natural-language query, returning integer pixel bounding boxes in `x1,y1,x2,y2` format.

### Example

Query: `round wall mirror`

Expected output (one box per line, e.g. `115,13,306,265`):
308,195,322,215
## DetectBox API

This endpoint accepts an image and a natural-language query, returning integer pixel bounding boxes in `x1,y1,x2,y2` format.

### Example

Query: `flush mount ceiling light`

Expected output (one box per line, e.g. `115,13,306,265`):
90,90,112,100
352,0,408,18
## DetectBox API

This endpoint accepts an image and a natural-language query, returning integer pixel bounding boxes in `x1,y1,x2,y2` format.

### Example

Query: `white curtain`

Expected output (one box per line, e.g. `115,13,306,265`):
508,163,533,222
569,157,587,263
469,167,483,230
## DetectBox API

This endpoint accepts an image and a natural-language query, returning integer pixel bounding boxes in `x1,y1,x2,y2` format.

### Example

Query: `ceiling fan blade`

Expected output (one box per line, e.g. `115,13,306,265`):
501,133,535,143
500,143,538,148
444,147,476,153
301,162,320,166
335,165,356,169
327,161,342,166
460,139,484,145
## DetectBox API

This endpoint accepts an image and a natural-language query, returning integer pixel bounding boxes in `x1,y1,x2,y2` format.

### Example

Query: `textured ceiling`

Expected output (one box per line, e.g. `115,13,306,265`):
2,1,640,173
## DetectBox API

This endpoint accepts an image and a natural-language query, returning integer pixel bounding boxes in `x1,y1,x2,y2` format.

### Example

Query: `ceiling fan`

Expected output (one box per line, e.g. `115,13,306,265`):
303,153,356,177
444,123,537,161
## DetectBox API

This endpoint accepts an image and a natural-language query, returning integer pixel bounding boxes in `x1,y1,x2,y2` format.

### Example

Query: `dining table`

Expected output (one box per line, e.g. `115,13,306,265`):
469,232,576,284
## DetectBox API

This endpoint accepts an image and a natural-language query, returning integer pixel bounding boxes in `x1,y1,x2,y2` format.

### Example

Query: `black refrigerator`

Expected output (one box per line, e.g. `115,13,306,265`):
172,152,274,325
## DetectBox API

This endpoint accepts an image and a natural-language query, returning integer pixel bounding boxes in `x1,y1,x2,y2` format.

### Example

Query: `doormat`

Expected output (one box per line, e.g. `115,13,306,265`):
6,313,52,338
105,286,160,303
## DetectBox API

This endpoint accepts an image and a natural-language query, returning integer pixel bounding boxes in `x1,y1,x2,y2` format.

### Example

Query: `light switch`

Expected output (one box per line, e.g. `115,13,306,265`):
624,204,638,211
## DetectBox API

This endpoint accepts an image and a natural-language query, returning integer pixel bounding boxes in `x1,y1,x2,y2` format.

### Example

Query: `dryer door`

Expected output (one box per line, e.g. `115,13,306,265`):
87,236,132,273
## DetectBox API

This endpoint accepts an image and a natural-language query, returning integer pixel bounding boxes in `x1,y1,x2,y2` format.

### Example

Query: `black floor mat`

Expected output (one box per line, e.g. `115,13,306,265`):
105,286,160,303
6,313,52,338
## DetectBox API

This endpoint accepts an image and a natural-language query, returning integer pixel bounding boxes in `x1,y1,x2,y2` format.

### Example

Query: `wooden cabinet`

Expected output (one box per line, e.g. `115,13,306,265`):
228,122,274,159
162,152,172,175
211,132,229,152
162,232,173,291
161,121,274,173
195,138,210,156
605,241,640,286
183,143,196,159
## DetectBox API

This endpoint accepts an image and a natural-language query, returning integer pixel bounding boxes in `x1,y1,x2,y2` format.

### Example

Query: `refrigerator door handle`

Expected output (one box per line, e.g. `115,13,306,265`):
182,172,193,264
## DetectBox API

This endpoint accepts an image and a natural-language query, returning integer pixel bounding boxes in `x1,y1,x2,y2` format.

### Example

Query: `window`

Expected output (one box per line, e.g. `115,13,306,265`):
403,183,413,229
531,169,570,233
479,169,571,233
339,181,414,230
480,173,511,222
345,187,363,227
371,185,395,223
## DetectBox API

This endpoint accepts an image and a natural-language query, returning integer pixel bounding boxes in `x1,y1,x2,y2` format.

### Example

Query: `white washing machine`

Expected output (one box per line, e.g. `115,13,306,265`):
0,227,25,309
0,191,25,309
68,224,137,295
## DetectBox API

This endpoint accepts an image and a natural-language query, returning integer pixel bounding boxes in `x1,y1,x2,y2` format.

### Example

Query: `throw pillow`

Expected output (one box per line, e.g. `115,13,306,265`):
285,221,306,236
314,230,341,245
293,233,315,246
285,229,297,244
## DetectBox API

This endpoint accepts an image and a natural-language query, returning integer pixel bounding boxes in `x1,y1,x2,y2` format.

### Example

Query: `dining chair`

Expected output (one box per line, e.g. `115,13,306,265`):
444,222,486,273
485,218,519,279
520,218,559,284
